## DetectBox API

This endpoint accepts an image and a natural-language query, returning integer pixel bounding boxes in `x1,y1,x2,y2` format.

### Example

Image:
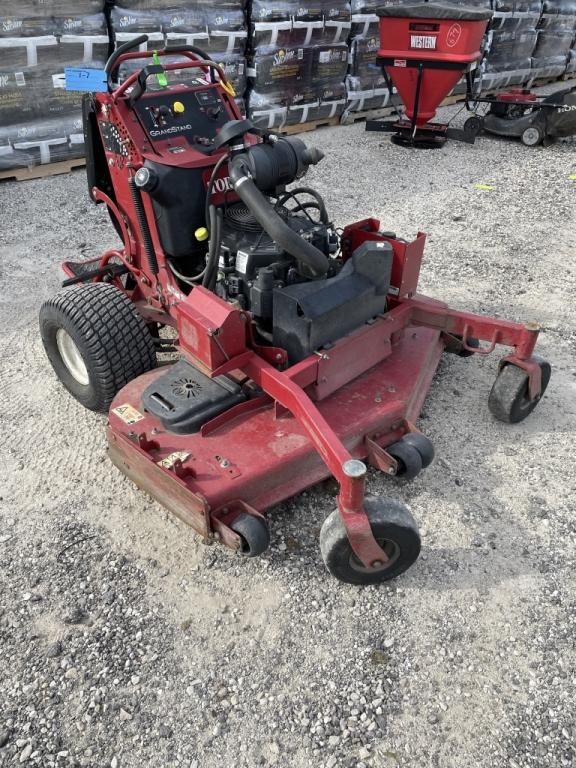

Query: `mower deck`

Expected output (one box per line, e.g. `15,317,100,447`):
108,325,443,547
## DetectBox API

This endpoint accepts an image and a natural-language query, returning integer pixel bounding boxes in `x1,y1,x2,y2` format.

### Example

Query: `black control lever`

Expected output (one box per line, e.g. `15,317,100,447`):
105,34,149,91
127,65,166,108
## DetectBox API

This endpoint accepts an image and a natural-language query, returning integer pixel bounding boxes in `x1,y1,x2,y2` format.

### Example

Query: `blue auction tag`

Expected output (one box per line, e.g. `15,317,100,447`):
65,67,107,93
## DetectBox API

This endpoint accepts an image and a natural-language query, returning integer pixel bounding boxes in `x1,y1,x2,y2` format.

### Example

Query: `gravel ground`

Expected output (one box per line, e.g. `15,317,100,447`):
0,92,575,768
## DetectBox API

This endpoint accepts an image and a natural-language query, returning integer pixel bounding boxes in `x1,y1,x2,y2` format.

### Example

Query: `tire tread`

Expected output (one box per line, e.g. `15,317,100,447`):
40,283,156,412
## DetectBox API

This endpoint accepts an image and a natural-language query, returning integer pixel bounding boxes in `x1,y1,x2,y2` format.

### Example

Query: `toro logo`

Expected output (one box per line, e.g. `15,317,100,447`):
213,176,233,193
446,23,462,48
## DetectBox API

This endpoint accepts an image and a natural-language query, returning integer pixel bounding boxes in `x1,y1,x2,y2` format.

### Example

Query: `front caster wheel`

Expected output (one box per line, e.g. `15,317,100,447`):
230,513,270,557
319,497,421,585
488,357,551,423
386,440,423,480
402,432,435,468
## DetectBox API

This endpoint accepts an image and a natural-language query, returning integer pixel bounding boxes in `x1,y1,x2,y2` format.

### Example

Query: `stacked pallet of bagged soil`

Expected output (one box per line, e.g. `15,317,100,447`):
246,0,350,130
109,0,248,106
0,0,108,171
531,0,576,80
345,0,399,116
479,0,542,90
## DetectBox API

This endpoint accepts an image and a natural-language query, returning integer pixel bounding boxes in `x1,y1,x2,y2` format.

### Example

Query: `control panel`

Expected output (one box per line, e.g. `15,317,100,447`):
133,84,230,154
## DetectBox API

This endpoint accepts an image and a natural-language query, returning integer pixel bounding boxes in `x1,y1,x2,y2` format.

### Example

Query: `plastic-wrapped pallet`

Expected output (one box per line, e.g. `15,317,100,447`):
109,2,248,105
0,114,85,171
0,1,108,171
247,1,350,130
479,0,542,91
106,7,245,118
531,0,576,80
344,0,404,118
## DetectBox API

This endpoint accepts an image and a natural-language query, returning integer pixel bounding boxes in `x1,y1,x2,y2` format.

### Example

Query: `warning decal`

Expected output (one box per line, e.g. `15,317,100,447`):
157,451,191,469
112,404,144,425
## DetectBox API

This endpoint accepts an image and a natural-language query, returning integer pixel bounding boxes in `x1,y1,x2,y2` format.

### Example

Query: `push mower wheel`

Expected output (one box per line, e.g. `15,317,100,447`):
488,357,551,424
521,126,543,147
386,440,423,480
319,497,421,585
39,283,156,412
463,115,483,138
230,513,270,557
402,433,435,468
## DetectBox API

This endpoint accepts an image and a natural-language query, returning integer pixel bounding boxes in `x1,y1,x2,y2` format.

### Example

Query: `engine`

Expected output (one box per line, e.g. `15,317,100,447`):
216,200,339,322
164,123,394,363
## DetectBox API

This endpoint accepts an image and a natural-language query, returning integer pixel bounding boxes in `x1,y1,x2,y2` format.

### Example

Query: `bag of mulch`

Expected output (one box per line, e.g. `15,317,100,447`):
0,66,84,124
311,43,348,86
249,45,313,92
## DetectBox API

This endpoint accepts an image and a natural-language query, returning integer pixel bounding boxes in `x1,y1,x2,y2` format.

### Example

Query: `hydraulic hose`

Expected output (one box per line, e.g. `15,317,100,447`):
229,160,329,278
128,177,159,275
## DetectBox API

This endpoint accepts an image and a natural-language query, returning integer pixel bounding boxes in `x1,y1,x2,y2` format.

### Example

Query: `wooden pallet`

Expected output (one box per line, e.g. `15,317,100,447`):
275,115,340,135
0,157,86,183
532,75,566,88
440,91,469,107
340,105,396,126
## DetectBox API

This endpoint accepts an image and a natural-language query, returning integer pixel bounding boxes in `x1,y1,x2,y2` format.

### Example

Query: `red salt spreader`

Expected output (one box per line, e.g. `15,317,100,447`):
366,3,492,147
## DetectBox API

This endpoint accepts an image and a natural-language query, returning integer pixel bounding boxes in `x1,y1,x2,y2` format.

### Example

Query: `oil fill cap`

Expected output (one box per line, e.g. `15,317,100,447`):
173,101,185,114
195,227,209,242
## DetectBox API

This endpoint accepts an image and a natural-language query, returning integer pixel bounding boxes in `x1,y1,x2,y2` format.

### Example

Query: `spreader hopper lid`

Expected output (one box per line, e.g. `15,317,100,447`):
376,4,493,21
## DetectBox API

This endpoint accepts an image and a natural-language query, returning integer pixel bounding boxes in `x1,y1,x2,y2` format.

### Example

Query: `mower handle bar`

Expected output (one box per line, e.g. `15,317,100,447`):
466,94,569,111
110,53,233,104
105,35,221,92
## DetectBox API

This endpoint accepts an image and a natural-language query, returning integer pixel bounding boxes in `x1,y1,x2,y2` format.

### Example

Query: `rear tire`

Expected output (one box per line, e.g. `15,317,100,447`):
463,115,483,139
39,283,156,412
319,497,421,585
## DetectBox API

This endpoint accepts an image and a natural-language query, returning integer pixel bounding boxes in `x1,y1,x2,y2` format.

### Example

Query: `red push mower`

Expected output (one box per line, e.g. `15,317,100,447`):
462,86,576,147
40,37,550,585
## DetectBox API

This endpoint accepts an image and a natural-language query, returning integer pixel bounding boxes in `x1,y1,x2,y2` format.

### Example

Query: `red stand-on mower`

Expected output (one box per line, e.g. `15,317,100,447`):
40,37,550,585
